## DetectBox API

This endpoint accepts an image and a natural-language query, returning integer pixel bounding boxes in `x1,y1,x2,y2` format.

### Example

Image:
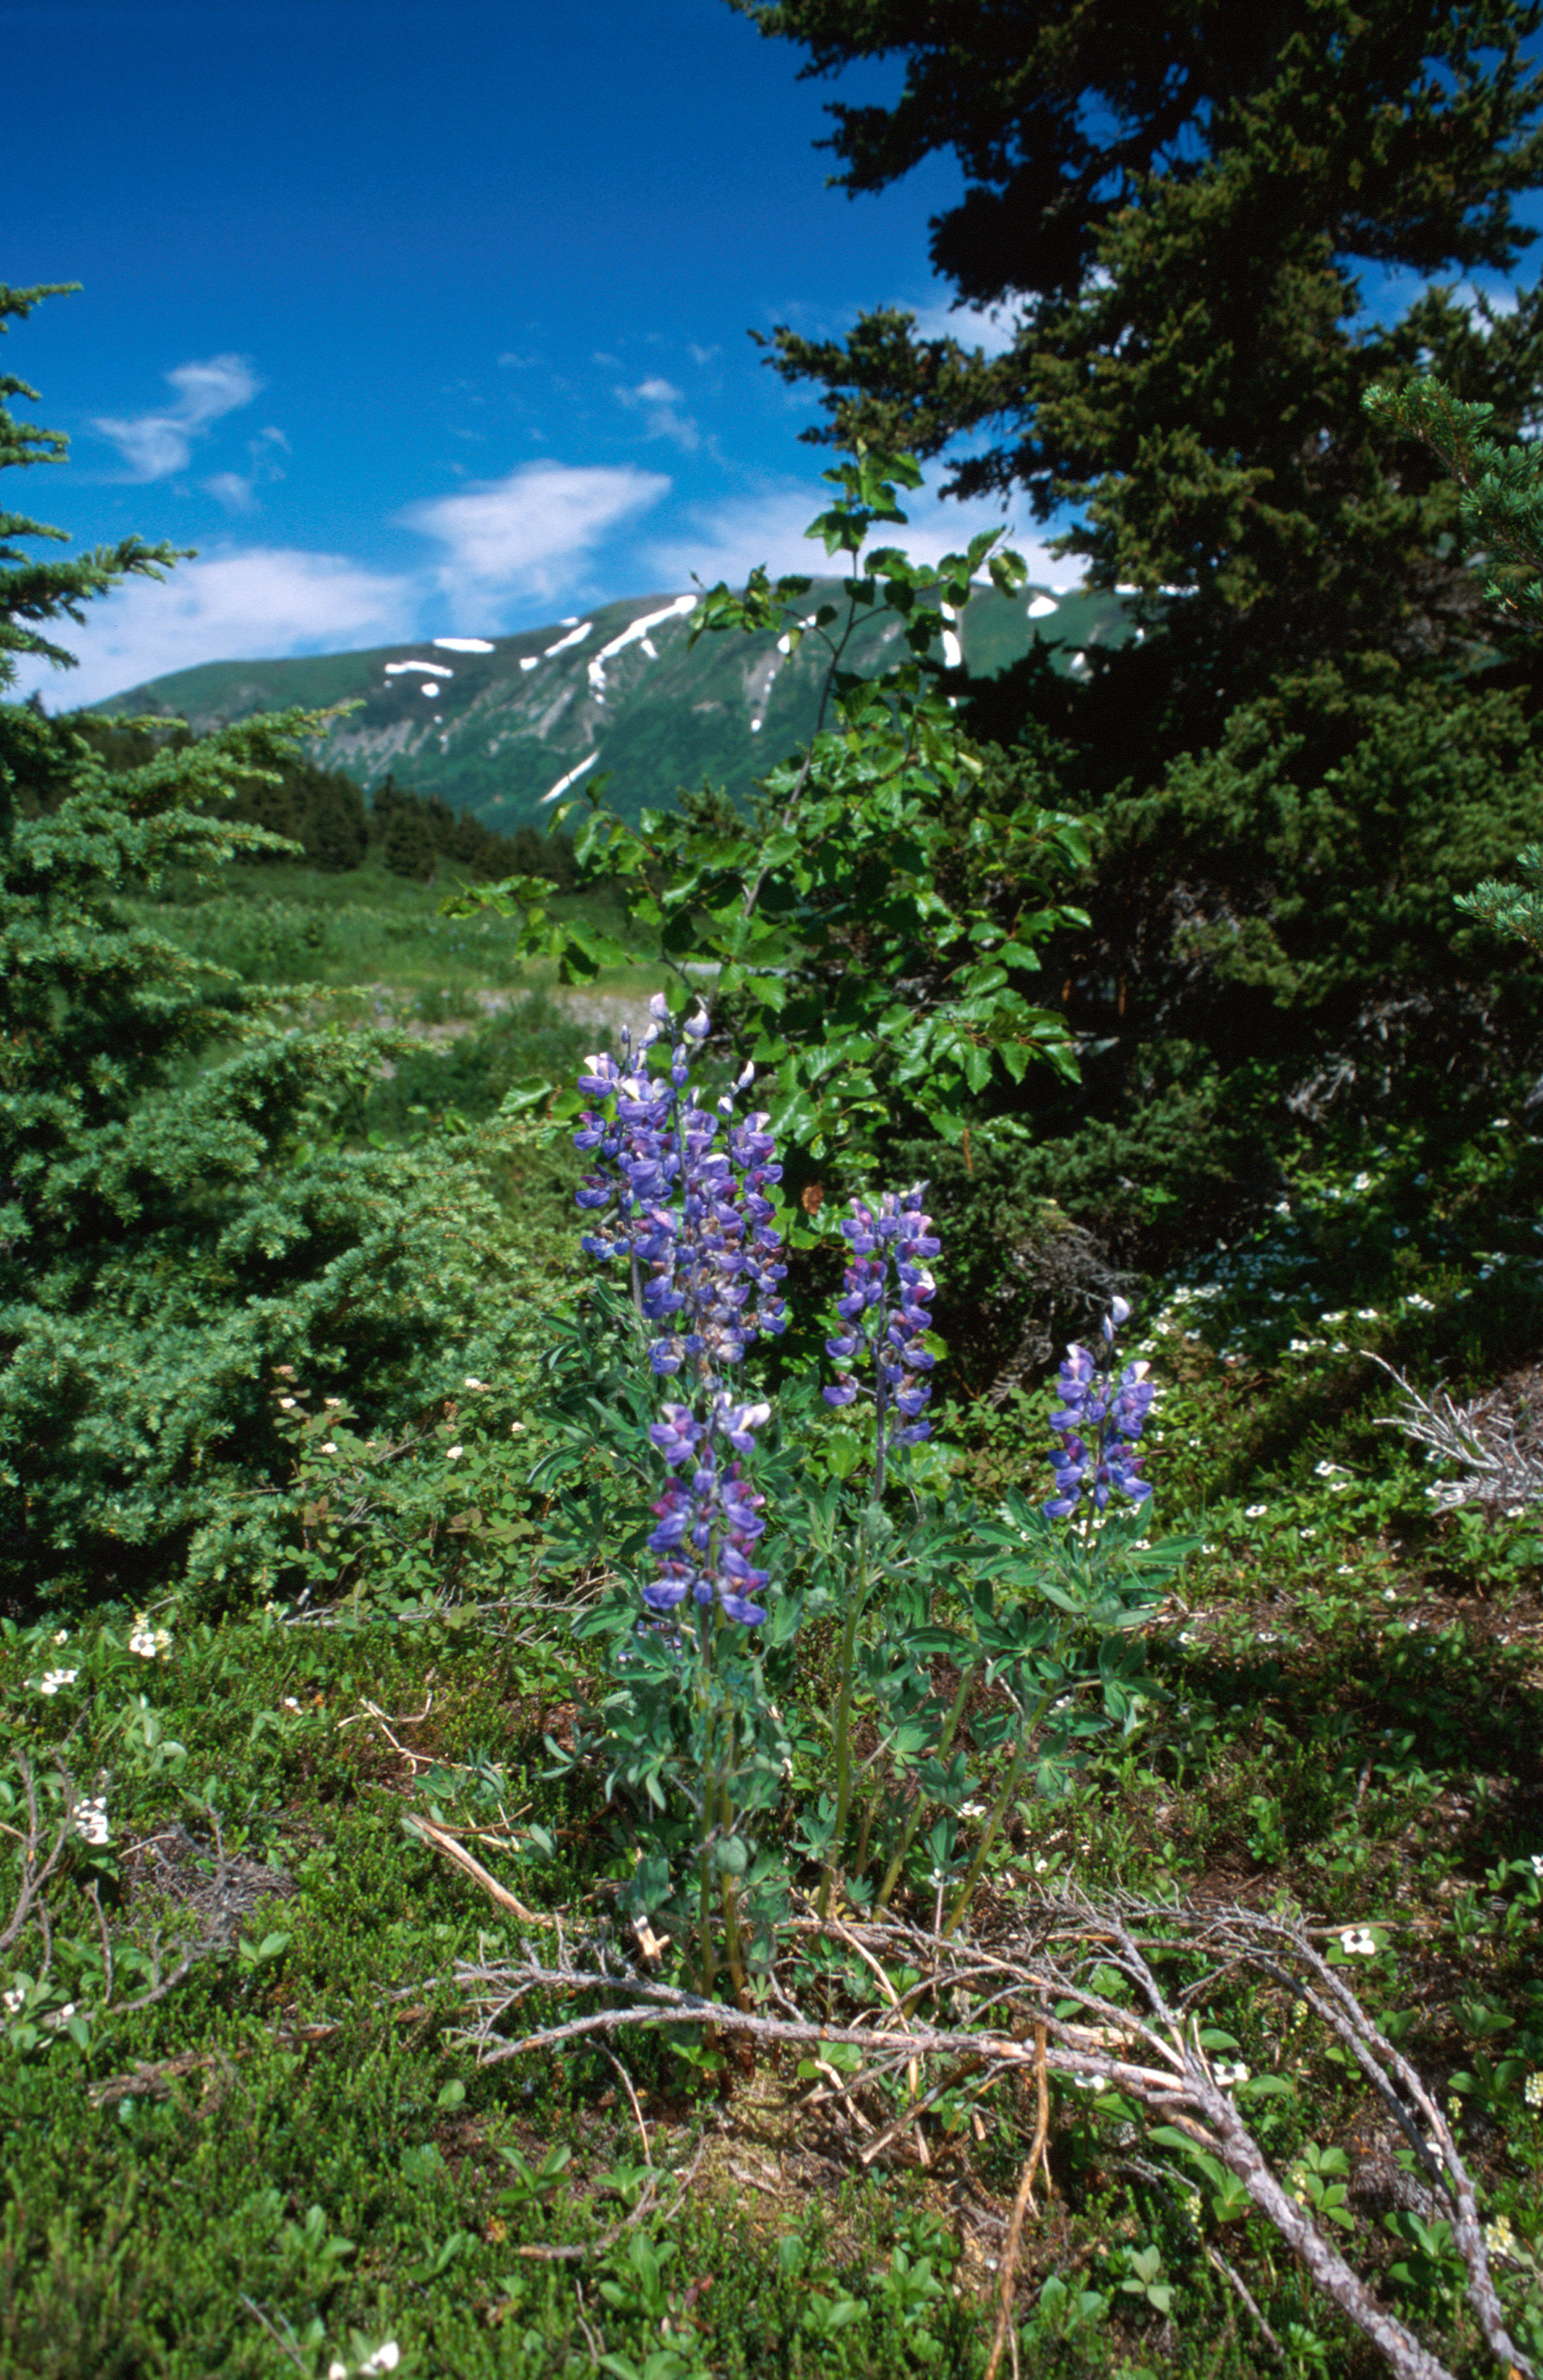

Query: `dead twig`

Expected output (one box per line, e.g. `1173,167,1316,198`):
404,1814,549,1926
442,1892,1535,2380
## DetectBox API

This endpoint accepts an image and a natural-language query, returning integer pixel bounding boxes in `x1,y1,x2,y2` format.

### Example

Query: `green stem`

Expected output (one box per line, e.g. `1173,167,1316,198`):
874,1655,979,1916
941,1685,1053,1940
718,1767,749,2006
817,1516,874,1918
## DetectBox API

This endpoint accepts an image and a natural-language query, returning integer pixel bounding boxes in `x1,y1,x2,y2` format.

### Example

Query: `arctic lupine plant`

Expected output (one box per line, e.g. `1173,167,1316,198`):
1045,1295,1156,1523
823,1186,941,1497
564,1014,1178,1980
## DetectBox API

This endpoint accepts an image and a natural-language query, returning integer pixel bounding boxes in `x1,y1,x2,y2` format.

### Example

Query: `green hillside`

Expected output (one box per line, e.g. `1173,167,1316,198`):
87,579,1129,829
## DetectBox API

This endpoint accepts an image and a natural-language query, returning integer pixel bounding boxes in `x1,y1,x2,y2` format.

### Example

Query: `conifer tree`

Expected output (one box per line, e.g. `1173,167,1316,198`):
0,286,525,1610
733,1,1543,763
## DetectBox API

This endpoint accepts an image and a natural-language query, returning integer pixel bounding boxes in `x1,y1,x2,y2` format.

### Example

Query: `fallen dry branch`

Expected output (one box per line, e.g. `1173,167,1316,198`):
1370,1352,1543,1513
404,1814,551,1926
443,1891,1534,2380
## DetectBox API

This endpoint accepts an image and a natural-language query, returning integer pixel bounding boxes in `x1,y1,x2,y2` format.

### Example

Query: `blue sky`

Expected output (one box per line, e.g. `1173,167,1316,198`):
8,0,1541,707
7,0,1054,707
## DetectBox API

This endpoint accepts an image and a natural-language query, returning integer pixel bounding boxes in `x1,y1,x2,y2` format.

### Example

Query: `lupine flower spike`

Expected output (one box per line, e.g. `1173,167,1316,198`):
823,1185,940,1491
574,993,787,1627
1045,1294,1155,1521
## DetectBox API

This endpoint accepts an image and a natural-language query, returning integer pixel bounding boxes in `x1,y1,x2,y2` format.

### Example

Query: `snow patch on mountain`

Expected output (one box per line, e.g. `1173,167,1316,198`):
540,750,600,805
586,594,696,699
433,637,495,653
543,621,592,658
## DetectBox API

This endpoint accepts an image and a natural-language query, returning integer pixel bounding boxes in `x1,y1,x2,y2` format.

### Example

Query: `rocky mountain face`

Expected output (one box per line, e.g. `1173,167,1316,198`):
89,579,1125,828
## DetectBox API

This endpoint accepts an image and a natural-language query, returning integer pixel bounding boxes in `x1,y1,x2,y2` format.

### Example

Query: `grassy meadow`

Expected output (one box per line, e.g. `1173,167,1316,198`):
3,867,1542,2380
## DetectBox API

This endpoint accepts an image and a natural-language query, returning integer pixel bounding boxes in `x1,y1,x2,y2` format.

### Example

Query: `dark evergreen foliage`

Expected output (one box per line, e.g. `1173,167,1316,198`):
369,770,577,887
0,289,538,1611
735,0,1543,757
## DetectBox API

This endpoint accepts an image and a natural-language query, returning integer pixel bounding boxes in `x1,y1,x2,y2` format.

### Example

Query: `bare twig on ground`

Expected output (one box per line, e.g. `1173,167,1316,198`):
441,1892,1534,2380
404,1814,549,1925
1369,1352,1543,1513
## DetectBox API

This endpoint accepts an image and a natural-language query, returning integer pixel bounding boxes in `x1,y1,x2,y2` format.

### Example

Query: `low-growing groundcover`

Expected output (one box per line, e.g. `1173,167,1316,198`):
2,1055,1542,2380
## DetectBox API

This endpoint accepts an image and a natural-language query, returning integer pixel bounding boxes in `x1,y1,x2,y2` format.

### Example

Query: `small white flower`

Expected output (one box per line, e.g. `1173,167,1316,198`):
1,1985,25,2015
1329,1478,1351,1491
1383,1587,1398,1601
959,1801,986,1820
324,1396,343,1407
52,1628,69,1645
128,1617,172,1660
1319,1315,1347,1329
282,1696,301,1711
1299,1526,1317,1539
1214,2059,1250,2088
510,1421,526,1436
446,1445,464,1461
359,2349,401,2377
75,1796,109,1846
1524,2070,1543,2109
278,1396,298,1409
1339,1927,1377,1957
1406,1294,1435,1312
1336,1563,1356,1574
1245,1503,1269,1519
1352,1172,1373,1192
1314,1461,1347,1477
1288,1337,1313,1354
1069,2071,1106,2092
320,1441,340,1455
1529,1854,1543,1877
1356,1307,1379,1319
37,1668,78,1696
1033,1856,1053,1873
464,1375,486,1390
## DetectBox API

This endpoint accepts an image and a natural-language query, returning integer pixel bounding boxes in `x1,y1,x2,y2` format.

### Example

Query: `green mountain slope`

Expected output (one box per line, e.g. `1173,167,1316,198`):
88,580,1129,829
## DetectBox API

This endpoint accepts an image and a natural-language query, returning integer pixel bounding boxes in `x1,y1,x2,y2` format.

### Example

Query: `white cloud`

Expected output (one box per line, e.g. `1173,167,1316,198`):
14,547,413,709
91,353,263,481
908,298,1020,358
203,472,257,513
640,465,1079,596
688,343,722,366
401,459,671,617
615,377,700,451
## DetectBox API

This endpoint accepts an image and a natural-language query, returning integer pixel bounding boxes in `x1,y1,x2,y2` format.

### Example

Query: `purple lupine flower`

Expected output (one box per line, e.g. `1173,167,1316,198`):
574,993,786,1384
822,1184,940,1487
575,994,785,1628
1044,1299,1154,1522
643,1392,772,1625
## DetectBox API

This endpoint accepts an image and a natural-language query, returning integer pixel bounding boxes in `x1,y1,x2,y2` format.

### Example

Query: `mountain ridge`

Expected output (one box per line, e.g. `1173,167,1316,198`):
85,579,1128,828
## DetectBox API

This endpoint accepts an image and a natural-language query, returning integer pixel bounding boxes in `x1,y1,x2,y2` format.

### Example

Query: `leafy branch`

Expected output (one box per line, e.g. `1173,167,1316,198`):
449,450,1090,1162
